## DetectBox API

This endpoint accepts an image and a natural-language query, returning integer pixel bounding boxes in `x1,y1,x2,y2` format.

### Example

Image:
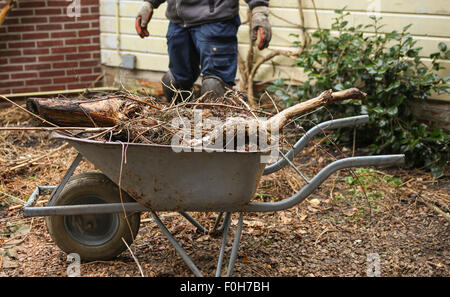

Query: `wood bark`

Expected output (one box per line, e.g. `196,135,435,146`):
26,97,129,127
267,88,367,132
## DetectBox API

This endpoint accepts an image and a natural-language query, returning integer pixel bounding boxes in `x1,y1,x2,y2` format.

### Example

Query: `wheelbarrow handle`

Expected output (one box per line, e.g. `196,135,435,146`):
243,154,405,212
263,115,370,175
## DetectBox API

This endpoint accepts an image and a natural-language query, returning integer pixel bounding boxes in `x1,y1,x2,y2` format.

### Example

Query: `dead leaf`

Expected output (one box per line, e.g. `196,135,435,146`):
196,235,209,242
2,255,18,269
343,207,358,217
7,248,17,259
243,220,265,227
307,206,319,213
279,212,292,224
309,198,321,207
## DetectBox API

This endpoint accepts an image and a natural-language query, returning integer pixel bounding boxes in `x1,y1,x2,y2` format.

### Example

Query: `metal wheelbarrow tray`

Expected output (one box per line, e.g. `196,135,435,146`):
23,115,405,277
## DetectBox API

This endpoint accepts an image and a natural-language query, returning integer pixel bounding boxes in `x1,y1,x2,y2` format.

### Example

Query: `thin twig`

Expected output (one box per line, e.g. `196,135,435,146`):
7,143,68,172
121,237,145,277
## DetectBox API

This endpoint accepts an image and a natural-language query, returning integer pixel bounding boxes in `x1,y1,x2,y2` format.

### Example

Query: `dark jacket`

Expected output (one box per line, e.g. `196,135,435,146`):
146,0,269,27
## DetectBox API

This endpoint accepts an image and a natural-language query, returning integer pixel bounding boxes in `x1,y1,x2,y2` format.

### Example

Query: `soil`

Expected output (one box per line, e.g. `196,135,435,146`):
0,105,448,277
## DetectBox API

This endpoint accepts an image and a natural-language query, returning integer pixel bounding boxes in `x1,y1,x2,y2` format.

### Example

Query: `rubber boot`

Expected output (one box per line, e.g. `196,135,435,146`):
161,71,193,103
201,75,230,98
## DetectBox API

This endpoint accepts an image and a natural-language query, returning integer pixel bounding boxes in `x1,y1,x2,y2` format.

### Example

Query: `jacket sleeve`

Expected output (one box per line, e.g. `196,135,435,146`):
146,0,166,9
245,0,269,10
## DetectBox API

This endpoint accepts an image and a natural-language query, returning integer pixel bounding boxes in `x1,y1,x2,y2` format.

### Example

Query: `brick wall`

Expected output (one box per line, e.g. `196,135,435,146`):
0,0,102,95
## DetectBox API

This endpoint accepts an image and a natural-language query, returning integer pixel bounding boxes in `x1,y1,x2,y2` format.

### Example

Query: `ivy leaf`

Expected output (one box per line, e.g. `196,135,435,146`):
431,167,443,179
438,42,447,52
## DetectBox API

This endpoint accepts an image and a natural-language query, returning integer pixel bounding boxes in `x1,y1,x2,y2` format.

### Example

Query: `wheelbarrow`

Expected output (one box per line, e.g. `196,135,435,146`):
23,115,405,277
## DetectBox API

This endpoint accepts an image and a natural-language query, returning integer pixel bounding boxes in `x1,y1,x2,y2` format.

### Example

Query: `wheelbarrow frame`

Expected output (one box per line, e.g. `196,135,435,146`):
23,115,405,277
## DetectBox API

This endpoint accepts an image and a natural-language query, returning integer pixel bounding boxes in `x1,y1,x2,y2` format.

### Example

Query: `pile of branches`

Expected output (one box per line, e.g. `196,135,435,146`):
19,88,366,149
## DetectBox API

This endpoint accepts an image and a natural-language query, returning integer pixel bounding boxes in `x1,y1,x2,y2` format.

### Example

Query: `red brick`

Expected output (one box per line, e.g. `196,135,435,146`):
26,78,52,86
67,83,90,89
1,34,21,41
81,0,99,5
0,65,23,73
25,64,51,71
22,32,49,40
39,70,66,77
21,17,48,24
11,87,40,94
49,15,73,23
0,58,8,64
91,7,99,14
23,48,49,55
52,46,77,54
91,21,100,28
53,61,78,68
10,57,37,63
11,72,38,79
38,55,64,62
78,14,99,21
47,1,69,7
37,40,64,47
35,8,62,15
3,50,22,56
92,37,100,43
65,38,91,45
0,81,24,88
92,53,100,59
51,31,77,38
78,29,99,37
54,76,79,84
36,24,63,30
0,74,9,80
19,1,46,8
78,45,99,52
64,23,90,30
3,18,19,25
7,25,35,32
67,68,92,75
80,60,100,67
40,85,66,92
8,41,36,48
9,10,34,17
66,53,91,60
80,74,101,82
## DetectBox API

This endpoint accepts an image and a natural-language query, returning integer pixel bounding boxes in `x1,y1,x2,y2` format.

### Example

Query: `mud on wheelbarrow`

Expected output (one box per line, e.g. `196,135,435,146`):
23,115,404,277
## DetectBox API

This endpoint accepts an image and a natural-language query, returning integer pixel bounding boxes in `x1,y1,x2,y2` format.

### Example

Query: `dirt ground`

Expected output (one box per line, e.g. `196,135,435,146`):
0,105,449,277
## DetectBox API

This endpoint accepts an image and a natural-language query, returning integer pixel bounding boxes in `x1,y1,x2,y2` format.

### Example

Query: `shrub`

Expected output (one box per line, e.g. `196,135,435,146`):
268,9,449,178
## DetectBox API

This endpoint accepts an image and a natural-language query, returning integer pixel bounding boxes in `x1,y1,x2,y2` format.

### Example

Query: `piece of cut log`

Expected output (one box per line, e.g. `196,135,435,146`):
26,97,135,127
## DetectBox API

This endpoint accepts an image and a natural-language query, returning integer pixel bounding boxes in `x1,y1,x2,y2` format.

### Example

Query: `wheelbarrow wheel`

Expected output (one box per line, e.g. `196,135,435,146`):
46,172,141,261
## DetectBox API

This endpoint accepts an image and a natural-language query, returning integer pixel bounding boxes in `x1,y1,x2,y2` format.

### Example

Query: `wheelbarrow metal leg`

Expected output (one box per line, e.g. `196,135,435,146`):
226,212,244,277
215,212,232,277
48,153,82,206
179,212,209,234
212,212,224,231
151,211,204,277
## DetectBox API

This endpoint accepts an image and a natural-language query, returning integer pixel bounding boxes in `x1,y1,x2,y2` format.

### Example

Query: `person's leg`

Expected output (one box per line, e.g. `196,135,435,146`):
165,22,201,101
191,15,241,97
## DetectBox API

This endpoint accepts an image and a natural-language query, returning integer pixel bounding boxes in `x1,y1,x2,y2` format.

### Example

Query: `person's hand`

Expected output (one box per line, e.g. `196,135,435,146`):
135,2,153,38
251,6,272,50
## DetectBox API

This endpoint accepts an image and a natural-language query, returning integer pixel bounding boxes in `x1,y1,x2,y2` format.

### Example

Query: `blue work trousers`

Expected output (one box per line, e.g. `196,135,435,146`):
166,16,241,88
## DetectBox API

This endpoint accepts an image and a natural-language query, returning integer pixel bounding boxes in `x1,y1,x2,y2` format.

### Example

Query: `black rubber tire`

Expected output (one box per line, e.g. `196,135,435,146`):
46,172,141,261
